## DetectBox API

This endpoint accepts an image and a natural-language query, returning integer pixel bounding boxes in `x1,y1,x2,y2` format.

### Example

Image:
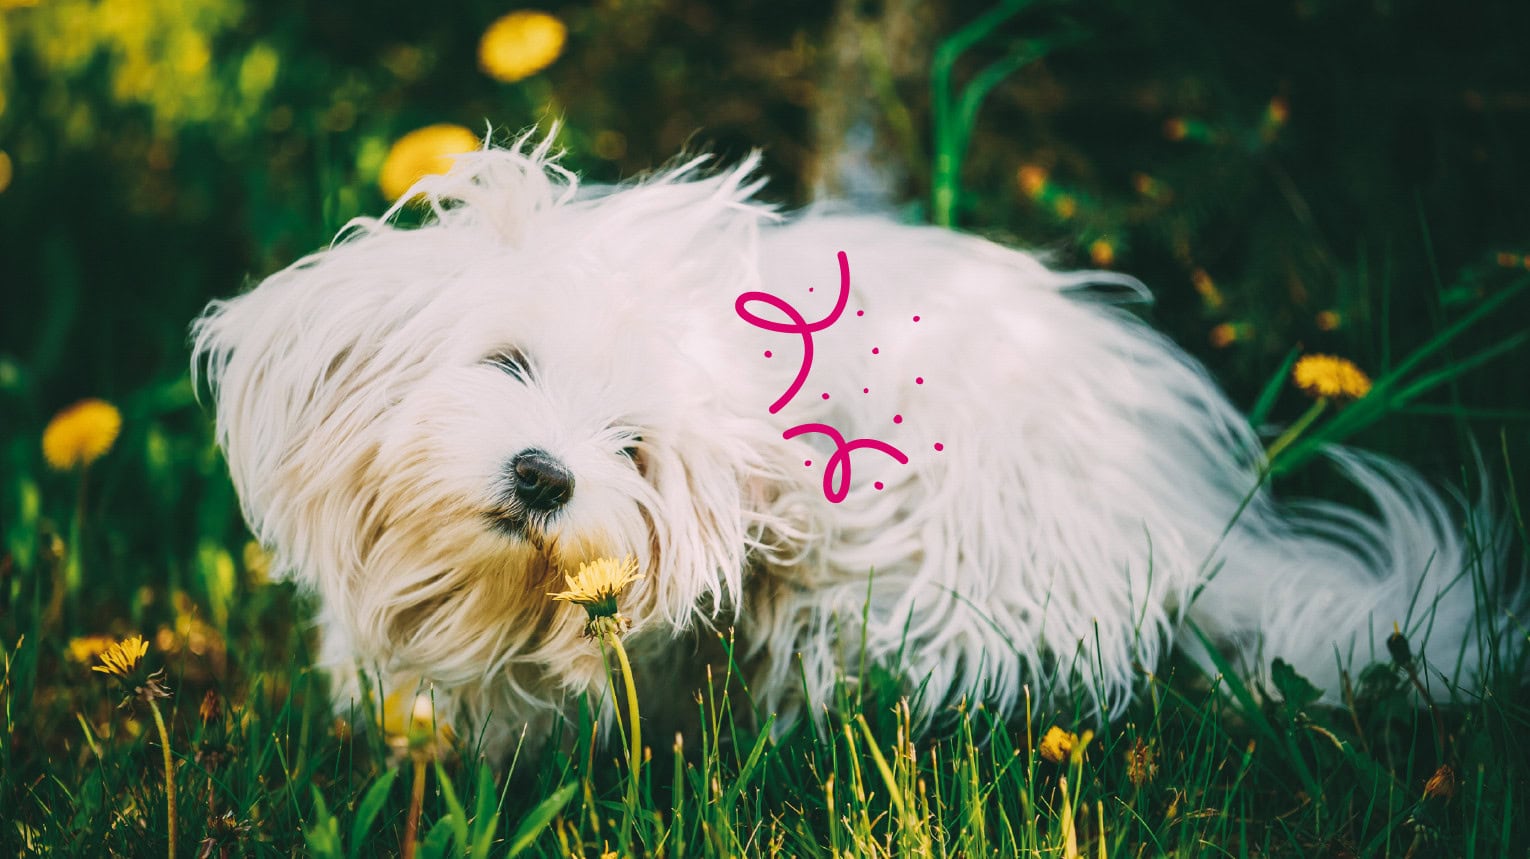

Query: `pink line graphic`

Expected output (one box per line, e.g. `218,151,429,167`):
735,251,909,503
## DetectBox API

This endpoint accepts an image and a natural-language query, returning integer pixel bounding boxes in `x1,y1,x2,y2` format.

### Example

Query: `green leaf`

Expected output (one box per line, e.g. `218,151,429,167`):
469,764,502,859
347,767,401,859
304,788,345,859
1249,346,1301,428
416,815,457,859
721,716,776,810
1270,658,1323,709
505,782,578,858
434,761,471,852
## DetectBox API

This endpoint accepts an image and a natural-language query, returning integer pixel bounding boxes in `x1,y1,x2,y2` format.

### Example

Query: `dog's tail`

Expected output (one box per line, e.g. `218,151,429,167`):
1190,446,1522,702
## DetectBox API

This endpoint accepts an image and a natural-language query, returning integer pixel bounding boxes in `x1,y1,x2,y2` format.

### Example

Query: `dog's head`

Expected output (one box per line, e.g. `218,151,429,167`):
193,138,816,711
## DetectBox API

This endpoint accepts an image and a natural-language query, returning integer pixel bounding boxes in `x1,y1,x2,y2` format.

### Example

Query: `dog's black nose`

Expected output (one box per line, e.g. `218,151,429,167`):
510,449,575,511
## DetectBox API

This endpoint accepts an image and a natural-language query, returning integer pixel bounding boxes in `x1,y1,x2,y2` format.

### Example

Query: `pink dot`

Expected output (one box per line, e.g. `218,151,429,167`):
804,459,812,467
809,287,814,292
934,443,944,451
913,315,921,322
874,481,884,490
862,387,869,393
856,310,865,317
764,350,772,358
893,414,903,424
821,392,830,400
872,347,880,355
915,376,924,385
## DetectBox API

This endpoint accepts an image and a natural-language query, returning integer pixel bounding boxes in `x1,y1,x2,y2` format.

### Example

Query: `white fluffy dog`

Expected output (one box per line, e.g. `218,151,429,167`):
193,137,1508,753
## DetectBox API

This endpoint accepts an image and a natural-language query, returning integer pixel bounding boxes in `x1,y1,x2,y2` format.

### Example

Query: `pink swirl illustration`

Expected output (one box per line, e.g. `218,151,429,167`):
783,423,908,504
734,250,851,414
736,250,916,503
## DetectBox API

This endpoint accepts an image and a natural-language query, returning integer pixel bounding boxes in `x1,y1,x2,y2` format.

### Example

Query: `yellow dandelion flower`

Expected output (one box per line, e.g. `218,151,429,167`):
91,634,149,679
478,10,566,83
1266,96,1290,126
378,124,481,201
384,687,457,760
1133,172,1173,203
1038,725,1078,764
1053,195,1078,220
1016,164,1048,198
243,540,271,585
67,635,117,665
1209,322,1241,349
42,398,121,471
1293,354,1372,402
1089,239,1115,267
550,556,641,611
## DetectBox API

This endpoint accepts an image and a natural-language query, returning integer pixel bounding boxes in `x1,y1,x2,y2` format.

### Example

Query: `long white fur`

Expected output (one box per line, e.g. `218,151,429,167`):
193,136,1513,754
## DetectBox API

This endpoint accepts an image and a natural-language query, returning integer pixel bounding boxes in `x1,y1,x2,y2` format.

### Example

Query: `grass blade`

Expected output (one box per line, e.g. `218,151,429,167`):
347,767,401,859
505,782,577,858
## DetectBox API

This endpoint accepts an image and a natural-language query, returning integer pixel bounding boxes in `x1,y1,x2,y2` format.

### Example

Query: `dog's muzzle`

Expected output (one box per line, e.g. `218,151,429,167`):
510,449,575,512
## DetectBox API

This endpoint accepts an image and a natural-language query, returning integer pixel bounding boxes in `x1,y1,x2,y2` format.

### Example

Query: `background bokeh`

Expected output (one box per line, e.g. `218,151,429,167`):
2,0,1528,636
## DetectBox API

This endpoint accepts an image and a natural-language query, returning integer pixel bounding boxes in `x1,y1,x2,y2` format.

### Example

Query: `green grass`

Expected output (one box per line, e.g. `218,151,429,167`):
5,369,1530,858
2,571,1527,857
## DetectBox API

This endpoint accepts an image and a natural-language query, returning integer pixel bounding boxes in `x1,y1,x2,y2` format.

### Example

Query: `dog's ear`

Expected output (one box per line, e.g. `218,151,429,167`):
190,227,437,584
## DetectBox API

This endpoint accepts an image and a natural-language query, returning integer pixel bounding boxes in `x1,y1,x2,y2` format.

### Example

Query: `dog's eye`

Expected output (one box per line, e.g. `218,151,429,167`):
484,348,532,382
621,437,643,461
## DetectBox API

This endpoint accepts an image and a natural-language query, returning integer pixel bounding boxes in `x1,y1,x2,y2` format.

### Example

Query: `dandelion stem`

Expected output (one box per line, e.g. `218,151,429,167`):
1265,397,1327,466
403,756,427,859
606,632,642,845
147,698,176,859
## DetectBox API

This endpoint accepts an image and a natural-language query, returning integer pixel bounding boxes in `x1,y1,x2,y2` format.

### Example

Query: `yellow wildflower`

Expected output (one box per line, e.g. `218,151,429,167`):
384,686,457,761
1190,267,1223,310
378,124,480,201
1293,354,1372,402
42,399,121,470
243,540,272,585
1016,164,1048,198
94,635,176,847
1266,96,1290,126
550,556,641,610
67,635,117,665
1053,195,1078,220
551,555,642,639
91,634,149,679
1038,725,1078,764
1209,322,1242,349
1089,239,1115,267
478,11,566,83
